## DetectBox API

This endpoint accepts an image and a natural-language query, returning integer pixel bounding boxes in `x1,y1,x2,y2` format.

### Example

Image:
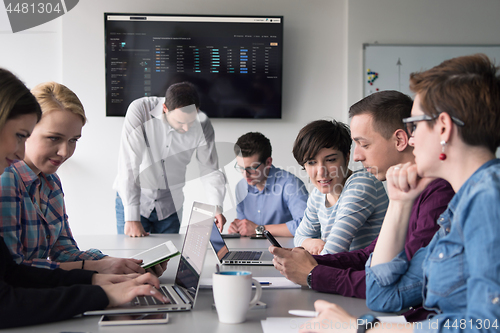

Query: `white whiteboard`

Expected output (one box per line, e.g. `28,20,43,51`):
363,44,500,97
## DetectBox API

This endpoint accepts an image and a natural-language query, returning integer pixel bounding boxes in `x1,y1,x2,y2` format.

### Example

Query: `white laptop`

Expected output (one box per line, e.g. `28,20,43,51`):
84,202,215,315
209,222,274,265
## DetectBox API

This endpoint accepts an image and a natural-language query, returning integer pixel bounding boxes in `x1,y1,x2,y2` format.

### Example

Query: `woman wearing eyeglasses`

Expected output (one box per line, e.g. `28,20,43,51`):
292,120,388,255
298,54,500,333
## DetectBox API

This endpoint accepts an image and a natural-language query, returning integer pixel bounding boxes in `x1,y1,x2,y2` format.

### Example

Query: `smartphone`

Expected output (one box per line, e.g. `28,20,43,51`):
263,230,282,248
99,313,169,326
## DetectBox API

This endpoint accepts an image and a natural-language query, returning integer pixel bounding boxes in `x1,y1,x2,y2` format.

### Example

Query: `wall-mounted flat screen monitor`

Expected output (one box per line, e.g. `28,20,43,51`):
105,13,283,118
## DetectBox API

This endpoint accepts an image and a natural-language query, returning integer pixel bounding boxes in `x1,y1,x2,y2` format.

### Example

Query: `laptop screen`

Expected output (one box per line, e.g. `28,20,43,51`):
174,202,215,299
209,221,230,262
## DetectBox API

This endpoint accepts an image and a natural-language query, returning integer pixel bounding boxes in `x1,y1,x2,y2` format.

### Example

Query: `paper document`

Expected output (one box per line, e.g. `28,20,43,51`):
261,315,407,333
376,315,407,323
200,276,301,289
262,317,309,333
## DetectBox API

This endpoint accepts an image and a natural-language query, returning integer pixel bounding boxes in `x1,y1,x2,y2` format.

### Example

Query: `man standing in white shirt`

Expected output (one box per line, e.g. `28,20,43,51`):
114,82,226,237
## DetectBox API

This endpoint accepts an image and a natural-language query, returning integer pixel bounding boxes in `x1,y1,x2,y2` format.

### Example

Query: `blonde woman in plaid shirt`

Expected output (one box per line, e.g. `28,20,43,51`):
0,82,164,275
0,68,168,329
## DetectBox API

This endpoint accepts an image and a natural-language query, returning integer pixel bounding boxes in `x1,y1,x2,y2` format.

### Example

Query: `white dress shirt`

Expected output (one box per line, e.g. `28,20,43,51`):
113,97,225,222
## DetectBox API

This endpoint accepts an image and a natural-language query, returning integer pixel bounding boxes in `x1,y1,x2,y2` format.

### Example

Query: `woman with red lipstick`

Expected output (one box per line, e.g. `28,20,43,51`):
292,120,388,255
0,82,151,275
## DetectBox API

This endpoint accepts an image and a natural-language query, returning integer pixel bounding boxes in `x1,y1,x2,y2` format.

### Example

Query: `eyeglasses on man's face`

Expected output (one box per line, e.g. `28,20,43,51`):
234,161,263,174
403,114,465,137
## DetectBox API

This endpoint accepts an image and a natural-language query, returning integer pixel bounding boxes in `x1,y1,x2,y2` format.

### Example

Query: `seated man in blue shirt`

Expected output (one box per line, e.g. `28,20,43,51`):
228,132,308,237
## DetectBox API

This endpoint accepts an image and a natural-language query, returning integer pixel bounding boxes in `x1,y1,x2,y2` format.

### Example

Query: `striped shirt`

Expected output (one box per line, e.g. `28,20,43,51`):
294,170,388,254
0,160,105,269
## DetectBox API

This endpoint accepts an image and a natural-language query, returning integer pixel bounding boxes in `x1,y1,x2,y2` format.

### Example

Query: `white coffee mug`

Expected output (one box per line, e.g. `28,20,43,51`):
212,271,262,324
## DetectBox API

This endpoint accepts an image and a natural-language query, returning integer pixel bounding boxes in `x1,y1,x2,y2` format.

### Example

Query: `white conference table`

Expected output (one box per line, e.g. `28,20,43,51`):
8,234,380,333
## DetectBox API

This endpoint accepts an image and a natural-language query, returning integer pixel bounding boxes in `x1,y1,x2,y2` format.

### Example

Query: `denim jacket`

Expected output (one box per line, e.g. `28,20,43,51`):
365,159,500,332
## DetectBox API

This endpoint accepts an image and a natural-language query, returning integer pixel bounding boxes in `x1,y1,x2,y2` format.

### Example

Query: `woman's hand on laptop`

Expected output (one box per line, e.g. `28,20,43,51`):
92,273,141,286
100,273,168,308
87,257,146,274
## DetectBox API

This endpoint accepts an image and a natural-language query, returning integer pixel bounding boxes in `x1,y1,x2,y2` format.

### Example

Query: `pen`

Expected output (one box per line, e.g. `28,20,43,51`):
259,282,272,285
288,310,319,317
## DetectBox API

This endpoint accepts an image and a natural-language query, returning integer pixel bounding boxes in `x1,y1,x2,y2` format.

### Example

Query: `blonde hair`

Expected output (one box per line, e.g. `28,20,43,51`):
31,82,87,125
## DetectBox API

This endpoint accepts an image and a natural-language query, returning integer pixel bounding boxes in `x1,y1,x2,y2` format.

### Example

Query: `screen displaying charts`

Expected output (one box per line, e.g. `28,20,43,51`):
105,14,283,118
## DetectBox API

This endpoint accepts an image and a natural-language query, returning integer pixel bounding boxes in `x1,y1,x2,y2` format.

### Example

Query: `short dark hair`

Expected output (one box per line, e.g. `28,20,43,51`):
410,53,500,153
293,120,351,166
234,132,272,163
348,90,413,139
164,81,200,112
0,68,41,129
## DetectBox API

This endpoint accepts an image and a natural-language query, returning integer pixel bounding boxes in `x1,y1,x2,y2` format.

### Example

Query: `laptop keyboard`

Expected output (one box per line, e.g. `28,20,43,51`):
133,286,174,306
229,251,261,260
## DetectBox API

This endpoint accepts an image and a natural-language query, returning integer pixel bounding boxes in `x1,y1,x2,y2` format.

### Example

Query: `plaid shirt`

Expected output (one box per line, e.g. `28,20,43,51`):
0,160,105,269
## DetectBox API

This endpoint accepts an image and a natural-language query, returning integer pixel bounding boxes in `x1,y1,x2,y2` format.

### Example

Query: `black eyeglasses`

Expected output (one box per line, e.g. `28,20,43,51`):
234,161,263,174
403,114,465,137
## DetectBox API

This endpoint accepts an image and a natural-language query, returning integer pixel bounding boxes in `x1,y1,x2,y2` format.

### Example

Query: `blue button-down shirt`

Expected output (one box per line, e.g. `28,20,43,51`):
235,165,308,235
366,159,500,332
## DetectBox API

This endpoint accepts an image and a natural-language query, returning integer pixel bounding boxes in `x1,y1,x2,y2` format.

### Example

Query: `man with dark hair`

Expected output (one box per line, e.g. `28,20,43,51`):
270,90,455,322
114,82,226,237
228,132,308,237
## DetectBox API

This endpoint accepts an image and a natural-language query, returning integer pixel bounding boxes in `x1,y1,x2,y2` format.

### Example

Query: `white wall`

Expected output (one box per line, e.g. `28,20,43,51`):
0,13,62,86
345,0,500,168
346,0,500,107
1,0,500,236
58,0,347,235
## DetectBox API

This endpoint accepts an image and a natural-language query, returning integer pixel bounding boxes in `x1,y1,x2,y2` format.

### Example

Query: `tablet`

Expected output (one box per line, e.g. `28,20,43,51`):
132,241,180,269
